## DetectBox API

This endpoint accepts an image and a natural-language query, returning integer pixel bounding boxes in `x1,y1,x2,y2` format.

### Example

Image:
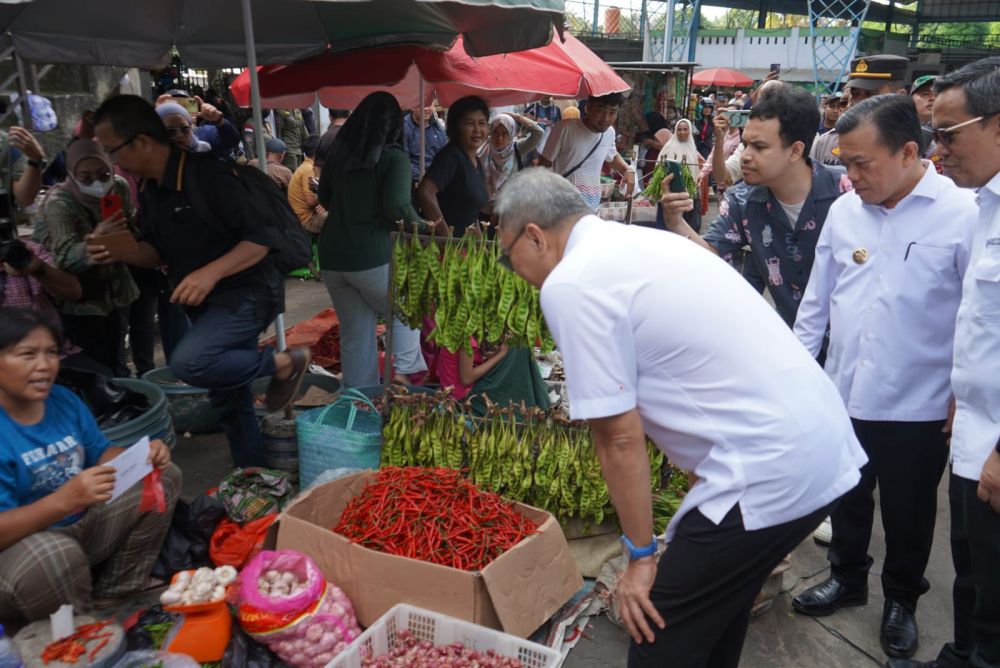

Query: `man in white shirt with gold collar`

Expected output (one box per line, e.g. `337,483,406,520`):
888,55,1000,668
792,94,977,660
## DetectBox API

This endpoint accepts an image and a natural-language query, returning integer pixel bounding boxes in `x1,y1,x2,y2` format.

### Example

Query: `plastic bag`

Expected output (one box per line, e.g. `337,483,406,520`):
210,514,277,569
138,469,167,513
153,494,227,580
222,625,289,668
56,366,149,428
123,605,179,651
218,468,294,523
236,550,360,668
111,650,199,668
307,467,365,490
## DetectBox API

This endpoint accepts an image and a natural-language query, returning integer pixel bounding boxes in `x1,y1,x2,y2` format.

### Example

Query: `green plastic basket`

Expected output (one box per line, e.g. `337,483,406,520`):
295,388,382,488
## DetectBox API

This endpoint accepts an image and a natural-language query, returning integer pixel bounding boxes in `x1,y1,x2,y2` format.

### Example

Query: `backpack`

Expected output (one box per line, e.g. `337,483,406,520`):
181,153,312,275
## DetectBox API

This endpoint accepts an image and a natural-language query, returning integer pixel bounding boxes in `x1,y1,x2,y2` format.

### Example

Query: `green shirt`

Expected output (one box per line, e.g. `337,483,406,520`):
33,177,139,316
317,146,420,272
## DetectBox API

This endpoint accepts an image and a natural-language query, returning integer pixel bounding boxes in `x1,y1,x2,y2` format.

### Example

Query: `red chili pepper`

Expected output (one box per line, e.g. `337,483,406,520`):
333,467,537,571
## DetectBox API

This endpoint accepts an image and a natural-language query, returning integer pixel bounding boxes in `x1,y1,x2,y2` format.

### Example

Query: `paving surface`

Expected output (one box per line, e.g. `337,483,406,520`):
166,269,957,668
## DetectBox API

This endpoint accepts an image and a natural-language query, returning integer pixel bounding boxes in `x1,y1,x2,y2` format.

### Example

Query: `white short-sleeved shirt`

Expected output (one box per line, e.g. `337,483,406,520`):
541,216,867,540
794,163,976,422
541,119,617,211
951,170,1000,481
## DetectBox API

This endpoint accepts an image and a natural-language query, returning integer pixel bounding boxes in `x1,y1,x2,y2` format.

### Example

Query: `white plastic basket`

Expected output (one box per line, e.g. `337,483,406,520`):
600,180,615,200
598,201,629,222
327,603,562,668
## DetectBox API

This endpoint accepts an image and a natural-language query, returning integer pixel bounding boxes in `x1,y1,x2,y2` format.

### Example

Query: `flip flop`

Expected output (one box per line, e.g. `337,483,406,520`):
265,347,312,413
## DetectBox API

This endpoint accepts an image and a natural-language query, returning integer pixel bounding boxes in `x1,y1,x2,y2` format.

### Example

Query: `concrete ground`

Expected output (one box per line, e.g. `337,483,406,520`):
165,269,957,668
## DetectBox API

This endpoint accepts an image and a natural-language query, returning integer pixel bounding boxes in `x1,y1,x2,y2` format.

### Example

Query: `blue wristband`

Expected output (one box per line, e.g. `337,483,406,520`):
620,534,657,561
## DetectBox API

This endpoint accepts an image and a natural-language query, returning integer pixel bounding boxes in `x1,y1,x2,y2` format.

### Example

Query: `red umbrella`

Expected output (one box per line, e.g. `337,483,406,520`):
690,67,754,89
229,31,630,109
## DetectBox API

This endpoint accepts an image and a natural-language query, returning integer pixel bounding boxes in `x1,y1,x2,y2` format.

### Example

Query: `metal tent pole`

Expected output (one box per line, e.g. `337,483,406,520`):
240,0,287,352
418,74,426,181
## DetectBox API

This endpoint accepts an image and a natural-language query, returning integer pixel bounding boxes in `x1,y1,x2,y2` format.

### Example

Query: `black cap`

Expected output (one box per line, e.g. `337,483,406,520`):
846,55,909,92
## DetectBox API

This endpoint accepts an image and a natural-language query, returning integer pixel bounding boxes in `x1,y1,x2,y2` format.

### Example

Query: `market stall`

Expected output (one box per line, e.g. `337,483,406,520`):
606,61,698,153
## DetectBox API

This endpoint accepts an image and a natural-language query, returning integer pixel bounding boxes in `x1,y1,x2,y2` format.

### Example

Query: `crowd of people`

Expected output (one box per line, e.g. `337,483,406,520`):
0,48,997,668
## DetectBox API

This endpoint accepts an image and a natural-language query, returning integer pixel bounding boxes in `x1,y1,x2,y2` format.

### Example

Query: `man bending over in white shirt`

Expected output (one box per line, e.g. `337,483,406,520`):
495,167,866,668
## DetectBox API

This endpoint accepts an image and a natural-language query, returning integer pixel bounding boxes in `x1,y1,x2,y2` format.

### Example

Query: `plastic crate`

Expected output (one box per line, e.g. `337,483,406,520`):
327,604,562,668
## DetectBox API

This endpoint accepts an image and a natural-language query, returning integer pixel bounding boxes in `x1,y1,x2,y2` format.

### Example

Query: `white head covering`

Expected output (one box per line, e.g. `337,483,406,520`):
480,113,518,197
656,118,701,168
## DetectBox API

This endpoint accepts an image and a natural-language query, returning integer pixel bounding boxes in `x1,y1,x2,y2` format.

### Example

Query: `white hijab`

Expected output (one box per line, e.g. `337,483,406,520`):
656,118,701,168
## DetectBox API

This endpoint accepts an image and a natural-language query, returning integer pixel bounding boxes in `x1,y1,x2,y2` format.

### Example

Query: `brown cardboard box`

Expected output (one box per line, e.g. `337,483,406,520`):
276,471,583,638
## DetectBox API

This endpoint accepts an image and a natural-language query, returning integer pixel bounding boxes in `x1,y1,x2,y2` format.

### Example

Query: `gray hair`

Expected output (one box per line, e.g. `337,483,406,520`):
493,168,591,231
933,56,1000,118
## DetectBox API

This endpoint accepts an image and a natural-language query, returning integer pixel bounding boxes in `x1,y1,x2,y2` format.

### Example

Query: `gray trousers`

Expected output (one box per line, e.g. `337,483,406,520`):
321,265,426,388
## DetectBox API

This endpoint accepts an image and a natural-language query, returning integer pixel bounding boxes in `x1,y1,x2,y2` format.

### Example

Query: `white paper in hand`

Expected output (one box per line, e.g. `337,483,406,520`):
106,436,152,503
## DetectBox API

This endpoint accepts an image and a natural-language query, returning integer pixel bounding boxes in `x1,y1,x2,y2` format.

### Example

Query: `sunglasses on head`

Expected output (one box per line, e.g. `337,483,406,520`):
933,112,1000,146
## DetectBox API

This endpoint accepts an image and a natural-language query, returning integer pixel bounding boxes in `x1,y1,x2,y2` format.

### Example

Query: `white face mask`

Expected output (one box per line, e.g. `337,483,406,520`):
73,175,114,198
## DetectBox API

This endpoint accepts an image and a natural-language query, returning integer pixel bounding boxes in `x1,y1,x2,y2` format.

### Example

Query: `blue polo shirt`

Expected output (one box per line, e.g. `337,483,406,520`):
704,162,845,326
0,385,111,527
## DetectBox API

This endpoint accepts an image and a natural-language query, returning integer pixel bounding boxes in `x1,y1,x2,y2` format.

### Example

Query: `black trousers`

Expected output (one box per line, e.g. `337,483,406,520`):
61,309,130,378
828,419,949,611
128,267,161,377
935,472,1000,668
628,501,833,668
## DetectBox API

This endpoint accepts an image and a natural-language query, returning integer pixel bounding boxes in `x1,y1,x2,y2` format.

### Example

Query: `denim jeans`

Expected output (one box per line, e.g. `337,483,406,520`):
321,265,426,388
169,296,276,467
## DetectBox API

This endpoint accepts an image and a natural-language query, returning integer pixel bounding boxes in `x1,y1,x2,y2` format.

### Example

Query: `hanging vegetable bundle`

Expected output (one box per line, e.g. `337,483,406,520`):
380,389,683,527
641,160,698,202
391,230,553,354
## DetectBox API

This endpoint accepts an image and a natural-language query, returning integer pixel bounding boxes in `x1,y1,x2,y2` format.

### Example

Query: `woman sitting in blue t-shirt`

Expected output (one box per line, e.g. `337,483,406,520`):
0,308,181,622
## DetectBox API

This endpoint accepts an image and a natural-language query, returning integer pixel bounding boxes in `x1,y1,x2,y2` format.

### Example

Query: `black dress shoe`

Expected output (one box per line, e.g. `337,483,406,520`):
881,600,919,658
792,577,868,616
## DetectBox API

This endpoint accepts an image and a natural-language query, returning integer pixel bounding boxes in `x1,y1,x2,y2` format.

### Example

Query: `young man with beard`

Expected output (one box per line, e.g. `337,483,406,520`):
662,86,842,328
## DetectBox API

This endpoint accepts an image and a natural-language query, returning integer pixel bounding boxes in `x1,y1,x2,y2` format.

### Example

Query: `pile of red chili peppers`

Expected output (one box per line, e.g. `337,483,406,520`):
334,467,537,571
311,324,341,367
41,621,114,664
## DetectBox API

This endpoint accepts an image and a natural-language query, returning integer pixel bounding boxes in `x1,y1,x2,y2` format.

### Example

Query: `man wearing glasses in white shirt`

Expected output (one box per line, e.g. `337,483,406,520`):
792,94,977,661
494,167,866,668
887,56,1000,668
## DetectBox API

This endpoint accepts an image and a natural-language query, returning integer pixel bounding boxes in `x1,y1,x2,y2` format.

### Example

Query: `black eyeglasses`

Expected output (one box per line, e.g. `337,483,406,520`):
933,112,1000,146
498,225,526,272
107,135,139,155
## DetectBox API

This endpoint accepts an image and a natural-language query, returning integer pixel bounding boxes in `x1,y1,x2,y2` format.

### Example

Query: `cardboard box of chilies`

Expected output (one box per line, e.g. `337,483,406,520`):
276,470,583,638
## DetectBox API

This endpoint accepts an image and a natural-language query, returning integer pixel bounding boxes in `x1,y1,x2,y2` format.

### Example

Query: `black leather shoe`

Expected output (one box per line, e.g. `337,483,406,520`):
792,577,868,616
881,600,918,658
883,660,936,667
